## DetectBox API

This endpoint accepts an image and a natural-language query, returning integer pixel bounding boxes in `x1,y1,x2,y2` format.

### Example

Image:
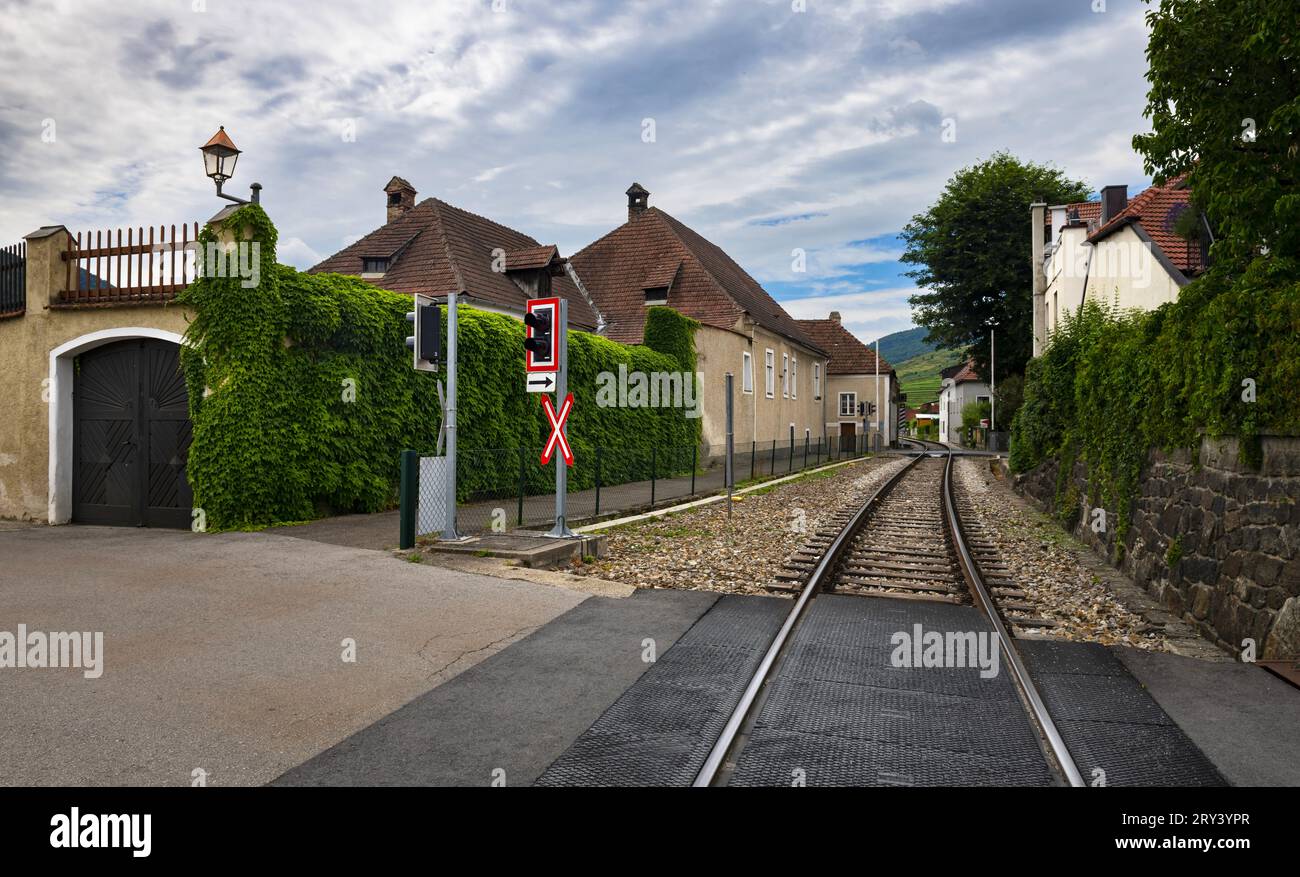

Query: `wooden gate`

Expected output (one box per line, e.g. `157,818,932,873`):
73,339,192,527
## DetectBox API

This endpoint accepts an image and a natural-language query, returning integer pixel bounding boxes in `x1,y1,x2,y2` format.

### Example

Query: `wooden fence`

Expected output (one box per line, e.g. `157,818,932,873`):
0,241,24,318
57,223,200,306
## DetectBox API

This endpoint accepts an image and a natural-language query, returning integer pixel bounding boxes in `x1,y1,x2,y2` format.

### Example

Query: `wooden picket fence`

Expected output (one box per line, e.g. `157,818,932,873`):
0,241,24,318
58,223,200,306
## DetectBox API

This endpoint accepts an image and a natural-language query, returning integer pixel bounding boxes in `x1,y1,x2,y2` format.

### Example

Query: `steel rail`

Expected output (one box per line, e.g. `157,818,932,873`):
692,452,925,787
940,449,1086,787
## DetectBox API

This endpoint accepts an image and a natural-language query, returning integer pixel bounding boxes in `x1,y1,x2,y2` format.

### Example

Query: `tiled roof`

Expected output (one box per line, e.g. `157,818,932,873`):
794,318,894,375
1087,178,1203,274
309,198,599,330
503,245,559,271
642,259,681,290
570,207,824,354
952,360,982,384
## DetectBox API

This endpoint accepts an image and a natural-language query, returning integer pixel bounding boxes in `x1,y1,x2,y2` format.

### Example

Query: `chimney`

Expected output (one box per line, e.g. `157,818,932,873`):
626,182,649,222
829,311,841,323
1100,184,1128,224
1030,201,1047,358
384,176,417,224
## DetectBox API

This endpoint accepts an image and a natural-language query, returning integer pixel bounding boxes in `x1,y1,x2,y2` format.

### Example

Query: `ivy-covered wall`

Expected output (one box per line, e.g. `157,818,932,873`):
179,206,700,530
1010,254,1300,548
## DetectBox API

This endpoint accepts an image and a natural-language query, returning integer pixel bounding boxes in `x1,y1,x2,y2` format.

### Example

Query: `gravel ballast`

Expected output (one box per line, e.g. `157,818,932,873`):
955,456,1168,650
576,456,911,595
575,452,1171,652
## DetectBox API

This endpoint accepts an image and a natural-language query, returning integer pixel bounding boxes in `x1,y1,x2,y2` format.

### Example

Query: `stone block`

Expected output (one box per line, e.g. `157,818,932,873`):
1190,585,1212,620
1263,597,1300,659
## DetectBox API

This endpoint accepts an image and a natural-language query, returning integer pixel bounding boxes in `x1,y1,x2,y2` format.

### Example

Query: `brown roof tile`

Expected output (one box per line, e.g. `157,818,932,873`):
1086,177,1203,274
570,207,824,354
794,318,894,375
309,198,600,330
952,359,982,384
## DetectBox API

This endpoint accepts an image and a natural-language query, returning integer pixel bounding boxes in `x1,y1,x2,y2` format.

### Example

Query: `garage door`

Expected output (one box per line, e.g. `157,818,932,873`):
72,338,193,528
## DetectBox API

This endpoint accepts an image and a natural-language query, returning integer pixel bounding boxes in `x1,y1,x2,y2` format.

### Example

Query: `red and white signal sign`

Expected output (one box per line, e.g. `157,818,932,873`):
540,392,575,467
524,297,560,373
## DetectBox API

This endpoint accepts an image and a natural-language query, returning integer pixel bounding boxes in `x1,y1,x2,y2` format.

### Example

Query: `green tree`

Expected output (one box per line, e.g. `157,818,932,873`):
902,152,1090,382
1132,0,1300,270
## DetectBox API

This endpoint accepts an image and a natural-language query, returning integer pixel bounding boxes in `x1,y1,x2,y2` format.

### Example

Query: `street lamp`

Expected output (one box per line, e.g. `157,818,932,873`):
200,126,261,204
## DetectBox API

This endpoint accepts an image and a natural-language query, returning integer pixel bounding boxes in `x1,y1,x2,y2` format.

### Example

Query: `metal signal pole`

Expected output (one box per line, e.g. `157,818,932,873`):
547,297,574,537
442,290,461,540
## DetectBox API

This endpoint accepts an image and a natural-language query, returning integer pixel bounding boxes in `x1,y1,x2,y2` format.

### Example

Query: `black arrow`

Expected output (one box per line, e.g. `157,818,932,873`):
528,374,555,389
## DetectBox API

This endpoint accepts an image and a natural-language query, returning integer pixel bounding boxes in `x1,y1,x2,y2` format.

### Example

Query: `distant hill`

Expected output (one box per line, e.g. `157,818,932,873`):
876,327,937,365
895,346,964,407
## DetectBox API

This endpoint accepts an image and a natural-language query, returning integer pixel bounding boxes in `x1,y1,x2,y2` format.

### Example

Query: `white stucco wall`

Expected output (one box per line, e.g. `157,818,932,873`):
1044,225,1092,338
1084,224,1185,315
938,378,992,445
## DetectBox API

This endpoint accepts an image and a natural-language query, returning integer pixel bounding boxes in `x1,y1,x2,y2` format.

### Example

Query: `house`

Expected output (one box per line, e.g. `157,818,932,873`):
310,177,603,330
937,360,990,446
1031,177,1206,355
794,312,899,450
569,184,829,449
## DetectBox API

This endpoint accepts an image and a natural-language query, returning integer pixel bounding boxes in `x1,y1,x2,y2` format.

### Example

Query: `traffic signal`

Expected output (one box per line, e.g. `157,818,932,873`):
405,293,440,372
524,297,560,371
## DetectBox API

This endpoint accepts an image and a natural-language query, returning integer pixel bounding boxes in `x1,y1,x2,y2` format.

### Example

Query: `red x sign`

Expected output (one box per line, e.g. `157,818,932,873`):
540,392,575,467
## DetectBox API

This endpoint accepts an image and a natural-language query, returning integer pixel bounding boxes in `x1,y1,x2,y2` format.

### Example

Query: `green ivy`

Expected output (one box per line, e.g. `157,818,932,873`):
178,205,701,530
1010,254,1300,541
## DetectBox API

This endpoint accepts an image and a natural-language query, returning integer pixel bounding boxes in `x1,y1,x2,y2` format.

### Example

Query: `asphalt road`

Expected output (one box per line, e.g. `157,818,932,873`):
0,525,586,786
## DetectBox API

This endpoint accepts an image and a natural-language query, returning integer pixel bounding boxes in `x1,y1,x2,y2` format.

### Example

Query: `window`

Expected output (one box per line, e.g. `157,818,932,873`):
782,353,789,398
791,356,798,399
742,351,753,394
362,257,389,274
813,363,821,400
977,395,991,405
839,392,856,418
388,192,402,206
644,287,668,305
765,349,775,397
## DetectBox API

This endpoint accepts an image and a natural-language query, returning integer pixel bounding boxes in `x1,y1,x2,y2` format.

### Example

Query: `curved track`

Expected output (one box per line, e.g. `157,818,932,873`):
695,444,1085,787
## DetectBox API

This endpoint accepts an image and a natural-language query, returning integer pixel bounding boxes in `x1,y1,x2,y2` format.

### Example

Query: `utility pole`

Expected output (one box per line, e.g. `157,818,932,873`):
989,326,996,434
874,338,881,451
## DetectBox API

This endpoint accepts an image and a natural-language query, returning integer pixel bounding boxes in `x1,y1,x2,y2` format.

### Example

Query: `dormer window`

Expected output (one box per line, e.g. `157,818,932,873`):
362,257,389,276
644,286,668,305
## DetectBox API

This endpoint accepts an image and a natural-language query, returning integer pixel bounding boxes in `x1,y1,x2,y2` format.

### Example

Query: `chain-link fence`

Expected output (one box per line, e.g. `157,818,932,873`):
408,433,872,536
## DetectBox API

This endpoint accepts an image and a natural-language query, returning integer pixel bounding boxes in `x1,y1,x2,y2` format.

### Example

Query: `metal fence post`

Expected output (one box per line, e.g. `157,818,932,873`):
594,445,603,517
770,439,776,476
650,445,657,506
804,435,809,470
691,444,697,495
724,374,734,518
399,449,417,550
788,425,795,473
750,441,756,481
516,447,526,526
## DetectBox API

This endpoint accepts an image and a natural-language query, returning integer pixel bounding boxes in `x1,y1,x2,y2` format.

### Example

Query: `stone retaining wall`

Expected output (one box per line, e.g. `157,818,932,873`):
1013,435,1300,659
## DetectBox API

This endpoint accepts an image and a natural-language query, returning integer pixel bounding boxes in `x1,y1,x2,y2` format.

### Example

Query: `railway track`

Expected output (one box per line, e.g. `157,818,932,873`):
698,442,1085,787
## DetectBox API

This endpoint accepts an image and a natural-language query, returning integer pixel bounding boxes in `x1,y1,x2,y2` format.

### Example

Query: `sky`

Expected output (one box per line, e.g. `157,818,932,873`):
0,0,1158,344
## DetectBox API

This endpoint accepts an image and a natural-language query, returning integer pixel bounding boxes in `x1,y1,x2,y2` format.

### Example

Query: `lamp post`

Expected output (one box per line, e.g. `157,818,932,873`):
200,126,261,204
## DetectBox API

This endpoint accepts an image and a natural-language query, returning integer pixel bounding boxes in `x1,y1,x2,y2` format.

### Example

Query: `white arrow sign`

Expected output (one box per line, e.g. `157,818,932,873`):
526,372,557,393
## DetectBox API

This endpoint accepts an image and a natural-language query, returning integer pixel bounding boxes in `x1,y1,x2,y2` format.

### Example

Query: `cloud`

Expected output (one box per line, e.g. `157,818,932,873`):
0,0,1157,337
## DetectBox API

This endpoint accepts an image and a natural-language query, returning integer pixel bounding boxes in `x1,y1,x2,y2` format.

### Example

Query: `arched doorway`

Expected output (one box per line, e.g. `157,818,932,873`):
69,337,192,527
